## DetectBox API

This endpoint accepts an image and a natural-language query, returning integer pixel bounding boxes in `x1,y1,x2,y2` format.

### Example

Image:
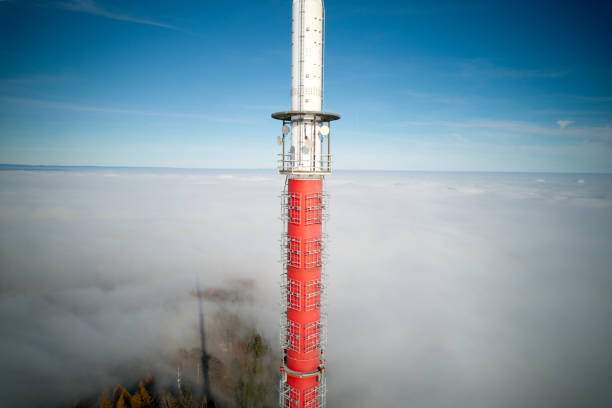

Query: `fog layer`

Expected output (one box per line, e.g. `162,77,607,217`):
0,169,611,407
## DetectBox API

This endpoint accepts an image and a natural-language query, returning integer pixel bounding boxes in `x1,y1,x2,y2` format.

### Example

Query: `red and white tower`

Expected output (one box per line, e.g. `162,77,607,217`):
272,1,339,407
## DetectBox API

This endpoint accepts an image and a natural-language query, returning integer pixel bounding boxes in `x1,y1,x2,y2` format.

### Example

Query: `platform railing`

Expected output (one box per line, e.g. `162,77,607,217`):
279,381,300,408
280,373,326,408
304,378,326,408
278,154,332,175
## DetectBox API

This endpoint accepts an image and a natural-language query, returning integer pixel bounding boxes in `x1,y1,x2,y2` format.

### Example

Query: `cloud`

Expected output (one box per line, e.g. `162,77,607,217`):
0,74,75,85
575,95,612,103
403,90,466,105
0,169,281,406
397,119,612,142
54,0,176,30
453,59,569,79
0,96,252,124
349,3,481,17
1,169,612,407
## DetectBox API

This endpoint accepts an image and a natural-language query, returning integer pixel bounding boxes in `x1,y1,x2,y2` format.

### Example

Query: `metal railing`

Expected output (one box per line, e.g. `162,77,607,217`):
282,191,328,225
279,381,300,408
278,154,332,174
280,375,326,408
281,233,328,270
304,377,326,408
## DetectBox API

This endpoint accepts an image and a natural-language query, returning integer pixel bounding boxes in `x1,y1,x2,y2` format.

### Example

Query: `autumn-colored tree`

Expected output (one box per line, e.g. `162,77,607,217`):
131,393,143,408
144,374,154,388
112,385,125,404
131,380,155,408
99,390,113,408
115,387,132,408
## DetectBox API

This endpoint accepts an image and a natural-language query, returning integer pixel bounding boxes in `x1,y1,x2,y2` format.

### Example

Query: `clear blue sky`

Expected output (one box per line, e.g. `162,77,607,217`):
1,0,611,172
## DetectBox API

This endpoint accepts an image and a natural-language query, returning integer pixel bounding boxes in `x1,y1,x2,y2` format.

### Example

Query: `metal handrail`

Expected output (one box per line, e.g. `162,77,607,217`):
278,154,332,174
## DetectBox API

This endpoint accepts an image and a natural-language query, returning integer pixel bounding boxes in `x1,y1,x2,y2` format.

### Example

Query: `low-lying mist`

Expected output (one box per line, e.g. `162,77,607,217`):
0,168,611,407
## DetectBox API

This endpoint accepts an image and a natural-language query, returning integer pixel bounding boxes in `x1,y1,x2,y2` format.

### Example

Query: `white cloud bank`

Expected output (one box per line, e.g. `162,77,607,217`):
0,169,611,407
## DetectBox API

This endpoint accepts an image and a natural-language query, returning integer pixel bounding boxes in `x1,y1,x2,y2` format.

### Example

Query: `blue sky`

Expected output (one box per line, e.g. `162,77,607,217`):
1,0,611,172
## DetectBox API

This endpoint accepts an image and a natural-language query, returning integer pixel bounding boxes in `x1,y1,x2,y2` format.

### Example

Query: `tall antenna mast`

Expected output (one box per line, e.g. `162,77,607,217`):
272,1,340,407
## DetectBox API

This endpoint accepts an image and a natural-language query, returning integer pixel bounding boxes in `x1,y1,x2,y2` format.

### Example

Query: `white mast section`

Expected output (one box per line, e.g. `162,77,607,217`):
290,0,324,171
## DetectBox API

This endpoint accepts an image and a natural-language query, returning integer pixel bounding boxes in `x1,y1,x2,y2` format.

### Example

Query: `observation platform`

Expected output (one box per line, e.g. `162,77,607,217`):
271,111,341,122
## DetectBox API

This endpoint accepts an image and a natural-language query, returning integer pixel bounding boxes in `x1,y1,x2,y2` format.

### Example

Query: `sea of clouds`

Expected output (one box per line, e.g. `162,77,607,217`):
0,168,611,407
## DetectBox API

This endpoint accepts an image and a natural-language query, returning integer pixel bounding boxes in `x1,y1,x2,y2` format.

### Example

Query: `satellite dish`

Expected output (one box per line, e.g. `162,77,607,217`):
282,125,290,135
319,125,329,136
277,136,282,145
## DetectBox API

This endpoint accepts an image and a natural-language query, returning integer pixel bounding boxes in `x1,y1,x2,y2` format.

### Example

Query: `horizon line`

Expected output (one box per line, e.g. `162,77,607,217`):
0,163,610,176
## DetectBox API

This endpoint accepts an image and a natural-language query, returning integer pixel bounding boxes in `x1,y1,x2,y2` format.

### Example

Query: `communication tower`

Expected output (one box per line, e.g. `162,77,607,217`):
272,1,340,407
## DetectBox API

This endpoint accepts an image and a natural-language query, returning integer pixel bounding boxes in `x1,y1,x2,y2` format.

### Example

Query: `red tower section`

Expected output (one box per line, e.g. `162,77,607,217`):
272,109,339,408
280,178,326,407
